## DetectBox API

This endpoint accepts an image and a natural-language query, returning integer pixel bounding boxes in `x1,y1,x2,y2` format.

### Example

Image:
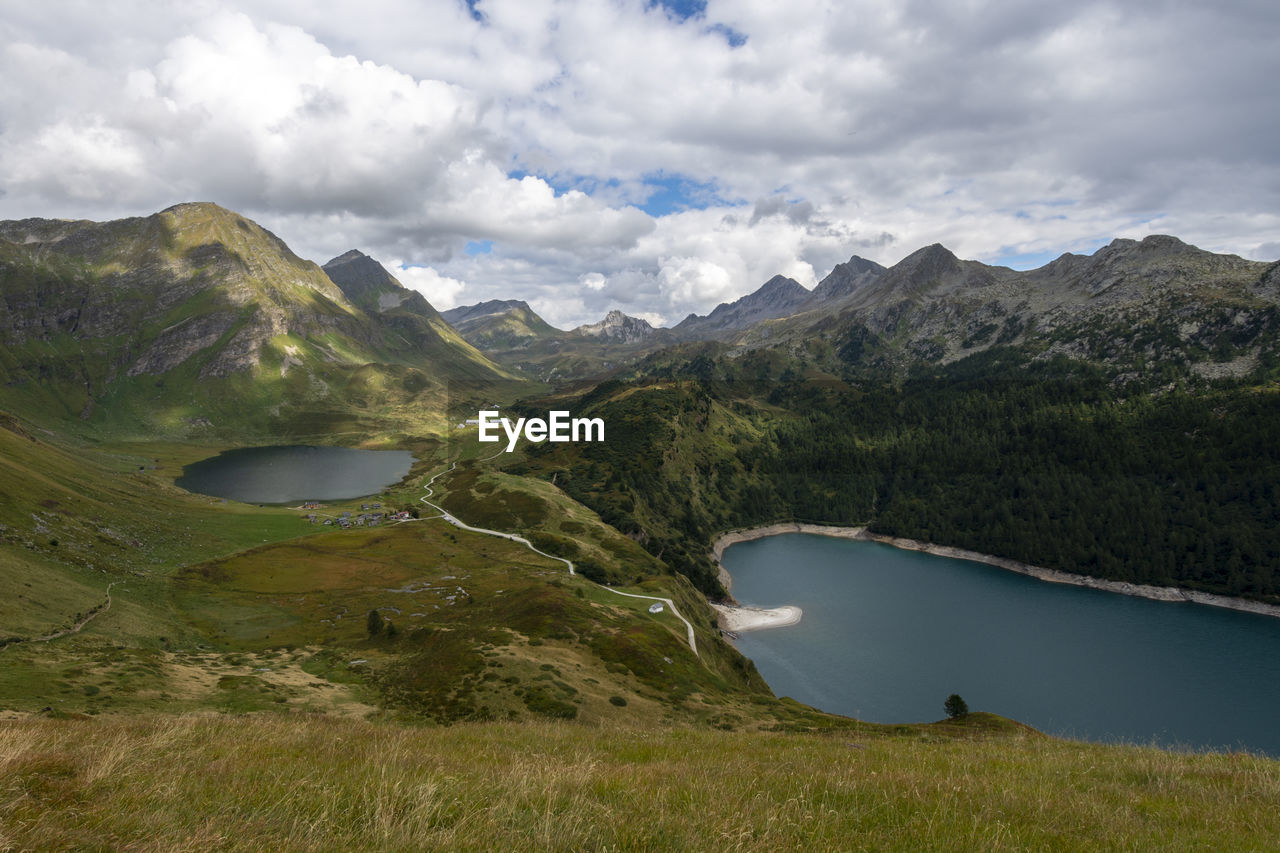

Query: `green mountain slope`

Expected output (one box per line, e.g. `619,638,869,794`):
321,249,505,377
441,299,563,349
0,203,514,439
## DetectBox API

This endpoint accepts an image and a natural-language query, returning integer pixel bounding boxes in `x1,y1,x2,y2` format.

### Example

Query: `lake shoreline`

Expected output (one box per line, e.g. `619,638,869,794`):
709,603,804,632
711,522,1280,621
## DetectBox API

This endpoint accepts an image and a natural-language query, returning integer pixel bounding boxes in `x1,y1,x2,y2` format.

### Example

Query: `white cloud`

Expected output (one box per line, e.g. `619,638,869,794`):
392,262,467,310
1,0,1277,326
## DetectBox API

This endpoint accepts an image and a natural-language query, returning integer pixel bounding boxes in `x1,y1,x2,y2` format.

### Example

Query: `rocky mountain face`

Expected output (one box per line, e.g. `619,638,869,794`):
801,255,886,307
573,310,656,344
0,202,507,436
736,236,1280,379
320,249,498,372
323,250,437,318
673,275,811,341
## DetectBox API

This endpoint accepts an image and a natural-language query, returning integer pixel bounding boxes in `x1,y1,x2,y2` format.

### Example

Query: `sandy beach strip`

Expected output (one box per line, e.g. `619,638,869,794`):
710,603,803,633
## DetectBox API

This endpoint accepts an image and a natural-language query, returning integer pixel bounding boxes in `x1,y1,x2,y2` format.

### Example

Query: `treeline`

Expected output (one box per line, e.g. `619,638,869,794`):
523,350,1280,603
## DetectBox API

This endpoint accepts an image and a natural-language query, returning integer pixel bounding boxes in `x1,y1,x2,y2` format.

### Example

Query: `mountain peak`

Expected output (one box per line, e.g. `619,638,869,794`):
673,274,811,340
323,249,398,293
321,250,444,319
574,310,655,343
898,243,959,267
442,299,539,325
759,274,807,294
326,248,370,266
884,243,963,284
441,299,561,348
840,255,886,276
159,201,237,220
807,255,887,305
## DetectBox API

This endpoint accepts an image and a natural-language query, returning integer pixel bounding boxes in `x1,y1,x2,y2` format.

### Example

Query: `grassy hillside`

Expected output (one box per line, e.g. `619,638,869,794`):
3,714,1279,851
0,409,781,728
0,203,515,441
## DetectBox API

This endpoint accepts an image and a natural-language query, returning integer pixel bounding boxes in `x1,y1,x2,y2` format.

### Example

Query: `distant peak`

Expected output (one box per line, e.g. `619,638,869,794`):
837,255,886,275
457,299,533,314
893,243,960,275
160,201,234,217
1139,234,1189,251
156,202,253,229
1098,235,1196,259
324,249,370,267
759,275,808,294
574,309,654,342
908,243,957,260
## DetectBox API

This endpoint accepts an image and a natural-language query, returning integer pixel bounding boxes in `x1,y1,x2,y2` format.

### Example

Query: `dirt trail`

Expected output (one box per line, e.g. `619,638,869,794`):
2,582,119,651
420,459,699,656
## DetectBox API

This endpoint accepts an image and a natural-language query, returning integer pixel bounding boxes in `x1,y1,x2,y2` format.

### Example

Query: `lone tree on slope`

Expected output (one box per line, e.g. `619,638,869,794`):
944,693,969,719
367,608,384,637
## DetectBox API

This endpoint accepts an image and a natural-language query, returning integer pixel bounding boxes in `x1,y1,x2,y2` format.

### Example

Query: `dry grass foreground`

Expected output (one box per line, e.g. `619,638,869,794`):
3,714,1279,851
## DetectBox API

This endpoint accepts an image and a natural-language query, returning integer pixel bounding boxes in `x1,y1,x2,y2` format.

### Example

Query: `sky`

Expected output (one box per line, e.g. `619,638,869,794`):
2,1,1278,328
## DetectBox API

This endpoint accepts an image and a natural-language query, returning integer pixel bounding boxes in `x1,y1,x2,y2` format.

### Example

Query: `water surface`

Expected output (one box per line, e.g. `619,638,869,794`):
724,533,1280,755
176,445,414,504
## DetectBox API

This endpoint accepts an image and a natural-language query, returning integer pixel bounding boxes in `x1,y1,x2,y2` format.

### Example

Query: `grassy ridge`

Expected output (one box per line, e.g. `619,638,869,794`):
3,714,1278,851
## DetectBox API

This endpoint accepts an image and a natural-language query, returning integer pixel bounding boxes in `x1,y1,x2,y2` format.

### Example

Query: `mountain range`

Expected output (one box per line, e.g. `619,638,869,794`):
3,201,1277,438
444,234,1277,384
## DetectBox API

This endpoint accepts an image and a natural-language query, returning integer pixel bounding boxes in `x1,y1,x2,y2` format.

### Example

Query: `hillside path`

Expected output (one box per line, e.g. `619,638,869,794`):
420,462,698,656
1,582,119,652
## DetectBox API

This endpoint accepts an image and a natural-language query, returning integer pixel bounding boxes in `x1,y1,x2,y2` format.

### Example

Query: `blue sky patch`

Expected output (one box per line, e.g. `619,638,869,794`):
648,0,706,21
706,23,747,47
647,1,746,46
990,249,1061,270
464,240,493,256
507,167,727,216
507,169,578,196
462,0,485,23
636,173,724,216
991,238,1110,270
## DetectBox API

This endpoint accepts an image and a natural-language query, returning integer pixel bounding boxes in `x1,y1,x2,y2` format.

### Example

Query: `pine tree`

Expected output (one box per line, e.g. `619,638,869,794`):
944,693,969,719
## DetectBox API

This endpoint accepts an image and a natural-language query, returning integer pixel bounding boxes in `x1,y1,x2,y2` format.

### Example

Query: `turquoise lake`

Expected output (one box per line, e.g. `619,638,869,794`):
176,445,414,504
722,533,1280,756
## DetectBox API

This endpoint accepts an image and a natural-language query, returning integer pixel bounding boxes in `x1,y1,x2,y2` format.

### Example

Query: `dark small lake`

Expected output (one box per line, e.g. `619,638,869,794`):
724,533,1280,756
176,445,414,504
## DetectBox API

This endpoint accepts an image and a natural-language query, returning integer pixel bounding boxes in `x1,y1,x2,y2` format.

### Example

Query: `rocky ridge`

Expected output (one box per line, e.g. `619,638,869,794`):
673,275,811,340
573,310,657,344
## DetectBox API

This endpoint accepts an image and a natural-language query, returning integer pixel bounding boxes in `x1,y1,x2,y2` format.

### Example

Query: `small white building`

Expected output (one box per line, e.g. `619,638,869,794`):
648,602,664,614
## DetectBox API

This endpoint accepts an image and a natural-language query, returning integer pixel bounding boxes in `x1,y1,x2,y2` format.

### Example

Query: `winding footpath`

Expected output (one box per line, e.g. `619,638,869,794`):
1,582,119,651
420,461,698,656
